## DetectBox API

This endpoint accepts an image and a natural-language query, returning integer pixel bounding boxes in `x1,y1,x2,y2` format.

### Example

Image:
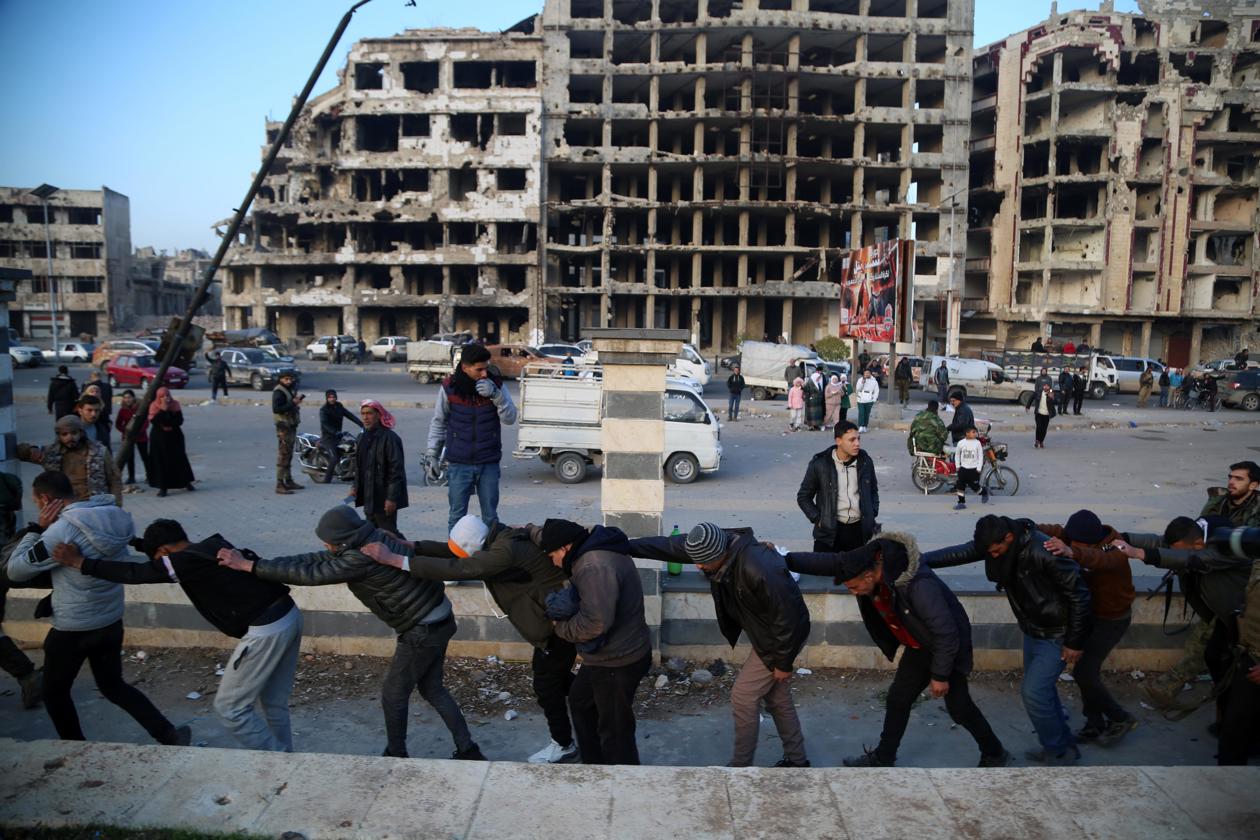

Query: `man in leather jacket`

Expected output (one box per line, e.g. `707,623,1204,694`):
797,421,879,553
628,523,812,768
926,514,1092,764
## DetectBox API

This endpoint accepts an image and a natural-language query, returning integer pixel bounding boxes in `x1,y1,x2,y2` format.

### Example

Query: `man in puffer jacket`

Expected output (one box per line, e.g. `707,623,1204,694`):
6,471,188,746
216,506,482,761
364,514,576,765
628,522,812,768
785,531,1009,768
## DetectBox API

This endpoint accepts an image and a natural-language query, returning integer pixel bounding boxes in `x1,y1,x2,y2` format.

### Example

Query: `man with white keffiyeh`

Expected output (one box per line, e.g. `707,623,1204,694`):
350,400,408,536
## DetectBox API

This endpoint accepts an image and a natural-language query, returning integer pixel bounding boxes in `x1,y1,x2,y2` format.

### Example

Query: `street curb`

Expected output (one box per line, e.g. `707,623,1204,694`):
13,394,429,410
299,363,407,373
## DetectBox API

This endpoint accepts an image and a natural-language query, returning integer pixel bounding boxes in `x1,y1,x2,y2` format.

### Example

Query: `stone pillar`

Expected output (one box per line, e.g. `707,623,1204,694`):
1089,322,1102,349
1139,320,1153,359
1189,322,1203,368
589,327,687,657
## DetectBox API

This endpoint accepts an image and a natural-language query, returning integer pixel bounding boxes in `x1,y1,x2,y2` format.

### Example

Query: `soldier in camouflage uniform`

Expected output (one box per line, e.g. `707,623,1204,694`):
272,373,305,495
1218,531,1260,765
1143,461,1260,708
906,400,947,457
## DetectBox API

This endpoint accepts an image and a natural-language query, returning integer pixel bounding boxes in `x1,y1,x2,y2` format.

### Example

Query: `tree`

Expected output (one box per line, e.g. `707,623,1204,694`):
814,336,851,362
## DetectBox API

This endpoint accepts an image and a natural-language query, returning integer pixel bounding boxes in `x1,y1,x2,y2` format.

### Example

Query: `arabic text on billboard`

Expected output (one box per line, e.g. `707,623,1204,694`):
839,239,904,343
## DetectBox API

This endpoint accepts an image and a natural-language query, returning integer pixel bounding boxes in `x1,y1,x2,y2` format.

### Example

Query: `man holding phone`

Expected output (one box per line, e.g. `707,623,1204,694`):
272,372,305,495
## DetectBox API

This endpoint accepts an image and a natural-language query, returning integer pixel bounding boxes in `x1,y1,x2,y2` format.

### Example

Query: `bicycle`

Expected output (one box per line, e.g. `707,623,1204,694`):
910,425,1020,496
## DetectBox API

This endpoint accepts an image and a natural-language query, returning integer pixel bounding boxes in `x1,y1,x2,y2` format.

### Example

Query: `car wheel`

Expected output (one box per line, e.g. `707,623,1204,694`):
75,355,86,363
1018,390,1033,408
554,452,588,484
1242,393,1260,412
666,452,699,484
306,351,315,360
251,373,265,391
414,371,431,384
1090,382,1106,400
751,386,769,401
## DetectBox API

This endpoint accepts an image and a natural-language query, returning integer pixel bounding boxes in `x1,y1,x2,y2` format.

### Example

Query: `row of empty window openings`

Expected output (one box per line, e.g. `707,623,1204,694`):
566,0,946,23
255,222,538,255
353,113,528,151
570,30,946,66
0,206,103,225
354,60,536,91
342,168,528,201
239,265,530,296
0,240,103,259
21,276,104,294
567,76,943,112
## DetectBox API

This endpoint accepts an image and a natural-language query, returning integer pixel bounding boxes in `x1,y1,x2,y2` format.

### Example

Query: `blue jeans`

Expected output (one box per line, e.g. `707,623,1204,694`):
1159,386,1169,407
447,461,501,531
727,393,741,419
1022,634,1074,753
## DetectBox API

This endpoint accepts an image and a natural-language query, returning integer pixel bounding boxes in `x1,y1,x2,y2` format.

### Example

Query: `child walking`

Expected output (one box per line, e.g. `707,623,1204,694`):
953,425,989,510
787,377,805,431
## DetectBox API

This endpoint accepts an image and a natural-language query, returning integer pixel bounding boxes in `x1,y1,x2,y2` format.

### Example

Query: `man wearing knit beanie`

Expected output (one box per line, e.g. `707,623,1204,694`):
363,514,577,764
629,522,812,767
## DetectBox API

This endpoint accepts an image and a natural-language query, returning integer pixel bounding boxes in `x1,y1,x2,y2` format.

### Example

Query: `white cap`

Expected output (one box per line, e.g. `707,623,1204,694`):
449,514,489,558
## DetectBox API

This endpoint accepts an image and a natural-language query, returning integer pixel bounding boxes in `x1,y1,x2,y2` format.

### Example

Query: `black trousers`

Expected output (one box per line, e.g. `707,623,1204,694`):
1074,615,1132,728
1218,653,1260,766
368,509,402,539
319,436,340,483
1072,392,1085,414
122,440,149,483
955,466,982,499
0,589,35,680
1034,413,1051,444
1057,389,1071,414
533,636,577,746
211,378,229,399
875,646,1004,762
568,652,651,765
814,521,866,553
42,620,177,744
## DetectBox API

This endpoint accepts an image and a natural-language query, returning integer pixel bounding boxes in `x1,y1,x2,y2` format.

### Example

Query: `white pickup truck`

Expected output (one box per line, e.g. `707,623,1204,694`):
406,340,458,383
513,363,722,484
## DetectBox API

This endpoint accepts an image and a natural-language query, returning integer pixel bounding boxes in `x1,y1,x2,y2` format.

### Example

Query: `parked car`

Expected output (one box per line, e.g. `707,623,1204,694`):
1191,357,1260,379
483,344,547,379
1110,356,1164,394
537,342,584,360
1221,369,1260,412
305,335,358,360
428,331,475,346
105,353,188,390
9,343,45,368
370,336,410,362
217,347,301,391
48,341,96,363
93,339,159,371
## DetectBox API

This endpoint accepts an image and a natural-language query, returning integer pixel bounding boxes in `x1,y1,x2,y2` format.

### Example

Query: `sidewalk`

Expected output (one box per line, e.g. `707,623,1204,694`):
0,738,1255,839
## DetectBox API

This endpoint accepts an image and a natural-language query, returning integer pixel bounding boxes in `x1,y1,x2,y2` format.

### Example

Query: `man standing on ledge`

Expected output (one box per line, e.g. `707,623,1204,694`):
427,344,517,531
271,372,304,495
797,420,879,553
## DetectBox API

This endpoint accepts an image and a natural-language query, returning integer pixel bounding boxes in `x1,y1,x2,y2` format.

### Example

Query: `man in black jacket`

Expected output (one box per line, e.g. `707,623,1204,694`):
208,353,230,401
927,514,1092,764
946,392,974,445
55,518,301,751
1071,366,1088,415
217,506,483,761
785,532,1009,768
1057,367,1074,415
364,514,576,764
271,372,304,494
46,366,78,421
352,400,407,535
726,365,746,421
797,421,879,553
628,522,812,767
317,389,363,484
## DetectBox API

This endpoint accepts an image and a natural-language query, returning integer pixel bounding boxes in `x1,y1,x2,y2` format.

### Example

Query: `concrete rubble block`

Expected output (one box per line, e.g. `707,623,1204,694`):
351,757,490,839
127,744,298,832
827,769,961,839
1039,767,1205,839
607,765,734,840
725,767,850,840
249,752,397,838
1139,766,1260,840
466,762,614,839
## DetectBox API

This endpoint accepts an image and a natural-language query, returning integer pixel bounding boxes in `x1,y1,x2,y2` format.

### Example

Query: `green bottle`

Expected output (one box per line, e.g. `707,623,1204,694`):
667,525,683,576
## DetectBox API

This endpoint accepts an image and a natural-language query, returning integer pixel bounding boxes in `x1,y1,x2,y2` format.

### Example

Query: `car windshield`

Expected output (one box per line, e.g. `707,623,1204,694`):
133,355,156,367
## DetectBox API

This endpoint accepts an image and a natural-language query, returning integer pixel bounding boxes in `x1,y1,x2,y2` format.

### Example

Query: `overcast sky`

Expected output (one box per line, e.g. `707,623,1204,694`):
0,0,1139,253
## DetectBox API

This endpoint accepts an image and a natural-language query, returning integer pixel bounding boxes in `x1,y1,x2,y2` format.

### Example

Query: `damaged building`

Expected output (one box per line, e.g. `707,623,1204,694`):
968,0,1260,365
130,247,219,322
539,0,974,349
220,25,544,345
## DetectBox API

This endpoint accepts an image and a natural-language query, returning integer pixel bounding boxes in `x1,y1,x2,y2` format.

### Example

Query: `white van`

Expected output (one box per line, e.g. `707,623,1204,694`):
582,342,712,387
513,363,721,484
921,356,1028,403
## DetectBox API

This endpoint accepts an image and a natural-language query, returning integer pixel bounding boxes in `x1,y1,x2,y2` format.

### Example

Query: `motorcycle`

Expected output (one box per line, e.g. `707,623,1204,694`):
421,443,449,487
296,431,358,483
909,419,1020,496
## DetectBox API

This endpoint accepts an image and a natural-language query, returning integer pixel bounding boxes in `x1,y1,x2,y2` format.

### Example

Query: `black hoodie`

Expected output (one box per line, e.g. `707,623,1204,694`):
548,525,650,666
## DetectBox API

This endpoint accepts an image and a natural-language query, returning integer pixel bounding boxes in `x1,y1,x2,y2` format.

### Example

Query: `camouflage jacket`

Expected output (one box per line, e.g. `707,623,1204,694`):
1200,491,1260,528
907,410,947,456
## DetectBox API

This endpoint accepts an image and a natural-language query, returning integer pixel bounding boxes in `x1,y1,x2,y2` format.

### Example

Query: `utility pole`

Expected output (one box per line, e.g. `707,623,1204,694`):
30,184,59,350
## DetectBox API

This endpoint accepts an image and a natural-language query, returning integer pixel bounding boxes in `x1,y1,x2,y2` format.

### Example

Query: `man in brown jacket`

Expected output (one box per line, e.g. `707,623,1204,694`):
1040,509,1137,745
18,416,122,506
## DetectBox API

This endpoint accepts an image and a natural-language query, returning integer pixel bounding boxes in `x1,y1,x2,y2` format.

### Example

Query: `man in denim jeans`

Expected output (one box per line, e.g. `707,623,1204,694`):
926,514,1092,765
427,343,518,531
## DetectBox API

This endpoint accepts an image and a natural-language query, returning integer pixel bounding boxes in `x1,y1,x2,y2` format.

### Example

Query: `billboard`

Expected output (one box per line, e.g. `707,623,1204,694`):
837,239,914,344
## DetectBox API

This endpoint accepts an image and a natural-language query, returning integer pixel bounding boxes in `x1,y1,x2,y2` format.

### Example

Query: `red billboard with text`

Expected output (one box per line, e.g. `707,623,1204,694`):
837,239,913,344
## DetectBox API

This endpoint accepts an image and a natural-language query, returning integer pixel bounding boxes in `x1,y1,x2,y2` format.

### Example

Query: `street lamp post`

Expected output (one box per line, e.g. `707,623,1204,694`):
942,185,967,358
30,184,59,353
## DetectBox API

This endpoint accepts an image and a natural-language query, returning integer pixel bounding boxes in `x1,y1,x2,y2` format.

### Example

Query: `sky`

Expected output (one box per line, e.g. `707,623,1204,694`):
0,0,1140,254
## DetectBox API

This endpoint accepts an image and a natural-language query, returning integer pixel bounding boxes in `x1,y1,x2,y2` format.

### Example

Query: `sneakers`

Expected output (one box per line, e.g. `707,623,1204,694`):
773,756,811,768
453,743,487,761
19,669,43,709
1023,745,1080,765
167,724,192,747
954,502,967,511
977,749,1013,768
981,488,990,504
1096,718,1138,746
842,747,894,768
528,739,579,764
858,426,868,433
275,484,293,495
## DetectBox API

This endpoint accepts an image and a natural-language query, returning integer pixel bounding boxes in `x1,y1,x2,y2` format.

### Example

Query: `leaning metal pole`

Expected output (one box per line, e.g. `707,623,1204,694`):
116,0,376,471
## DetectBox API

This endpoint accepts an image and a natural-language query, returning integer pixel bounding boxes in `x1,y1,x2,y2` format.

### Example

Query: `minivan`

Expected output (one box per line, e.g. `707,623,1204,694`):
1110,356,1164,394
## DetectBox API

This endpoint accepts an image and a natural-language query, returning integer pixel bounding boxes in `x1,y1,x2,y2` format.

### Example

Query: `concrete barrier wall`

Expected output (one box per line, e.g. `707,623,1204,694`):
4,567,1187,671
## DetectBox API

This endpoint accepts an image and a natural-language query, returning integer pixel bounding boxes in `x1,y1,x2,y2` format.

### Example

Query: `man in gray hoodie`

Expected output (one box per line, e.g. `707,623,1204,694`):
6,471,188,745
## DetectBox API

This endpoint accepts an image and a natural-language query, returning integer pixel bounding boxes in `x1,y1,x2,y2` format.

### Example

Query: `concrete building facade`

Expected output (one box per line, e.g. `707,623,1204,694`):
130,247,219,324
0,186,132,340
539,0,974,351
967,1,1260,365
220,25,545,347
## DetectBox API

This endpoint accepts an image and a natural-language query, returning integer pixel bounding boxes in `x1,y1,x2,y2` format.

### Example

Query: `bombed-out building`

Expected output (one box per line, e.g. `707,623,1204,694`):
967,1,1260,365
220,25,544,346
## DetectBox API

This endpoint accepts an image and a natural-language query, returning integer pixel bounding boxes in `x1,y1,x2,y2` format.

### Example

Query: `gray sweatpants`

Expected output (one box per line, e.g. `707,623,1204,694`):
214,605,303,752
729,650,808,767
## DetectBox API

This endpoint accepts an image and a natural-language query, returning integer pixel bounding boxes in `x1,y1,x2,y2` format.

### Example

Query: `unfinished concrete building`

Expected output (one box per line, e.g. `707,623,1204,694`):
539,0,974,351
0,186,131,339
130,247,218,322
220,25,544,346
968,1,1260,366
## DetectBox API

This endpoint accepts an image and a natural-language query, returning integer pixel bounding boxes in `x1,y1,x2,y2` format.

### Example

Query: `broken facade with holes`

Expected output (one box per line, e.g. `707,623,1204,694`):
968,0,1260,366
220,26,543,346
541,0,973,350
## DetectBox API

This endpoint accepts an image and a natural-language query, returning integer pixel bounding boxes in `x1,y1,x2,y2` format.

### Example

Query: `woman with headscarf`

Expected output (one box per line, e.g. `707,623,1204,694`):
823,374,846,429
147,387,195,497
352,399,408,536
804,369,826,431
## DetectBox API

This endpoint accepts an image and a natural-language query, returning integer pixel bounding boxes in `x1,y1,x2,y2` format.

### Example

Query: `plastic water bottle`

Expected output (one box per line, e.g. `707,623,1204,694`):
667,525,683,576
